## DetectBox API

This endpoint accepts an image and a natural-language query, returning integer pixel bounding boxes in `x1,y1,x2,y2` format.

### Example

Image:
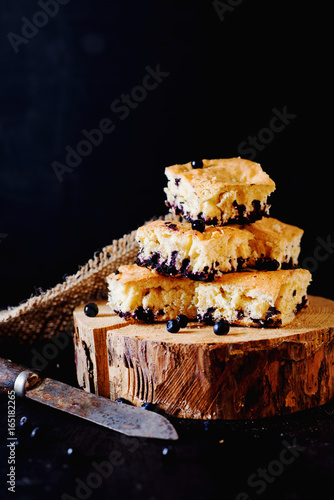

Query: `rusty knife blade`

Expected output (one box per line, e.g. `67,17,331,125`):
25,378,178,440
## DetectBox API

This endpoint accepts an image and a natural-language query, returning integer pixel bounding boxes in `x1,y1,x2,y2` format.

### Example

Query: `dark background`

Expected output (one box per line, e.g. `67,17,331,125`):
0,1,332,307
1,4,334,500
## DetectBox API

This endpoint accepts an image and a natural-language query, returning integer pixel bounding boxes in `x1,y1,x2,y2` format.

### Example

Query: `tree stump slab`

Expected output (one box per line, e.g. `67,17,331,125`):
73,296,334,420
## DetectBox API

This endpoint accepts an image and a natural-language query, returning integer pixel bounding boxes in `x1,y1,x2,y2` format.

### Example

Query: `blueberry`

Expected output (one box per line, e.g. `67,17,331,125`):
29,426,44,446
66,447,83,463
135,306,154,323
177,314,188,328
19,415,30,427
13,438,25,454
66,447,77,459
84,302,99,317
141,402,157,411
166,319,180,333
203,420,211,432
213,320,230,335
161,445,177,465
18,415,31,432
191,160,203,169
30,426,41,438
115,397,133,405
191,219,205,232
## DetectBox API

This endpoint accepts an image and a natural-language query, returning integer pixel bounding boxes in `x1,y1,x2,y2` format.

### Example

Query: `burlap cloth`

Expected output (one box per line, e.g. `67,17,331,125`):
0,214,173,345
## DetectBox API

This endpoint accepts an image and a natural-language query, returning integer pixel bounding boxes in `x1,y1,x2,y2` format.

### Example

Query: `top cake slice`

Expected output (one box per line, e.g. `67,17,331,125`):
164,157,276,225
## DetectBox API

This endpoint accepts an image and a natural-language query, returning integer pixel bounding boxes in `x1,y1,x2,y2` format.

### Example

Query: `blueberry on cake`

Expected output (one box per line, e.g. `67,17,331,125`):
164,157,276,226
107,265,311,327
195,269,311,327
136,217,303,281
107,264,197,322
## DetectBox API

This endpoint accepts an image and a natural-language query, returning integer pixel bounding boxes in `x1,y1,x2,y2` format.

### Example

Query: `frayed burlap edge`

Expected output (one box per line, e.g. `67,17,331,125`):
0,213,174,344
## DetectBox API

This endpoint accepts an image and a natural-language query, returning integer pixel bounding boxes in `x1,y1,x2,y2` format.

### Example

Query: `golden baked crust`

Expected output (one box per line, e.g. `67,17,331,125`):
111,264,164,285
136,217,303,280
166,158,274,189
107,265,311,327
209,268,300,293
249,217,302,243
164,158,276,225
196,268,312,327
107,264,197,322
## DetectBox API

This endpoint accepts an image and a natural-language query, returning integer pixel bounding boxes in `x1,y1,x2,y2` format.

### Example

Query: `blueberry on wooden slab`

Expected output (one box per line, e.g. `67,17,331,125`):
84,302,99,317
213,320,230,335
166,319,180,333
177,314,188,328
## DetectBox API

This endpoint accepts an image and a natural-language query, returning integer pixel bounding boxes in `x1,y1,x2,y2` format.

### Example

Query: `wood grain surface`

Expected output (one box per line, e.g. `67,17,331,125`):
73,296,334,420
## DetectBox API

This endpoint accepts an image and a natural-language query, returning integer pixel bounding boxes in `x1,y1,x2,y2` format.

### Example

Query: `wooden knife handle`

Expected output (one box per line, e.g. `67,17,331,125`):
0,357,40,395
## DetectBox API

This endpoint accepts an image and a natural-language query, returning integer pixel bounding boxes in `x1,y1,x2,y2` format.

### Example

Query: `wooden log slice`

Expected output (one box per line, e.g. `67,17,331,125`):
73,296,334,420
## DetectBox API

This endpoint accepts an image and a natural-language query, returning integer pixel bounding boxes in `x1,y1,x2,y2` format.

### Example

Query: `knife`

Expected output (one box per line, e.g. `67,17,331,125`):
0,357,178,440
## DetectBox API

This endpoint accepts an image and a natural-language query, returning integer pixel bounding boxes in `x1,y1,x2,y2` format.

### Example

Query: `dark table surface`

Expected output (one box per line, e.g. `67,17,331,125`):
1,337,334,500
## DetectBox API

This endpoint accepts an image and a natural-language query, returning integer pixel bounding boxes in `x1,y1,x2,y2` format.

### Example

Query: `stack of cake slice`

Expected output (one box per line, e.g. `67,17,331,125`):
108,158,311,328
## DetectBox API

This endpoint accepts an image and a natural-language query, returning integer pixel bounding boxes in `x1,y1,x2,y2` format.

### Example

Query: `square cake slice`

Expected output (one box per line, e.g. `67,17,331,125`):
136,218,303,281
195,269,311,327
107,265,311,327
107,264,197,322
164,157,276,225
